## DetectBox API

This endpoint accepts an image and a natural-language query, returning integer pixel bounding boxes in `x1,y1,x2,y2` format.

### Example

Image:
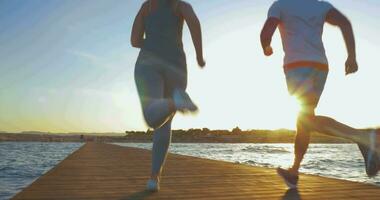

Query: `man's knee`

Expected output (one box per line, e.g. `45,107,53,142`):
298,92,318,107
297,108,316,131
298,97,317,120
298,107,315,119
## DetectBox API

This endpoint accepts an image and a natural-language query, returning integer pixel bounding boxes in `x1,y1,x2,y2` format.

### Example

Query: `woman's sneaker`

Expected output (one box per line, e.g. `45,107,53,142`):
146,179,159,192
357,130,380,177
173,89,198,113
277,168,299,189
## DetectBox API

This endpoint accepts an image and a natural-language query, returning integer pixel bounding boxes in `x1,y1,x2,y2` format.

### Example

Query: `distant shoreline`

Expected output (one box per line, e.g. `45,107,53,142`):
0,129,352,143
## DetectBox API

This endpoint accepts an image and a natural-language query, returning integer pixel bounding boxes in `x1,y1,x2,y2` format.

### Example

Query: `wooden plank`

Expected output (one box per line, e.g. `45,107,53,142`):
12,143,380,200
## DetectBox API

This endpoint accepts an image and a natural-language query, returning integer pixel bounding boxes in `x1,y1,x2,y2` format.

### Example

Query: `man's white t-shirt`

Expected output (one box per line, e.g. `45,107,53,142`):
268,0,333,66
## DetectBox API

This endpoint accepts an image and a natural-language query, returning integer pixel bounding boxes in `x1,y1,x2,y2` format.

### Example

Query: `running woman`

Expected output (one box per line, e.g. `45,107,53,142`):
131,0,205,192
260,0,379,188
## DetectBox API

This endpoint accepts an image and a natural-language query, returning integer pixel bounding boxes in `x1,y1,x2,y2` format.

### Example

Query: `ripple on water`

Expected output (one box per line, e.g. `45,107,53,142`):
0,142,82,200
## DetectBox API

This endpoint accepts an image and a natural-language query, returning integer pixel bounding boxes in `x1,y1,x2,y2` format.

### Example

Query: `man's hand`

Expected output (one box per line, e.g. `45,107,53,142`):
197,56,206,68
345,56,358,75
264,46,273,56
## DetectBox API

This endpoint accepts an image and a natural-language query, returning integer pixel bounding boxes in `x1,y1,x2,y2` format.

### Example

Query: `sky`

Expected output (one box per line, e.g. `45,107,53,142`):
0,0,379,133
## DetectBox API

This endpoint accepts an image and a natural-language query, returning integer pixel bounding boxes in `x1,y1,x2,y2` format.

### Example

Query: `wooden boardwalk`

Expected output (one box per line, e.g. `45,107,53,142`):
13,143,380,200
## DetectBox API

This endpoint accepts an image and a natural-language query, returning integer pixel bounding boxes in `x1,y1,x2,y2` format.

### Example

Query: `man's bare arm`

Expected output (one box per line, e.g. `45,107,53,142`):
326,8,358,75
260,17,280,56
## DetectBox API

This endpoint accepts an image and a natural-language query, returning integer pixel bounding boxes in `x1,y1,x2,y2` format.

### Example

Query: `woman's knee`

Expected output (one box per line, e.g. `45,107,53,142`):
143,106,160,129
143,113,161,129
143,108,173,130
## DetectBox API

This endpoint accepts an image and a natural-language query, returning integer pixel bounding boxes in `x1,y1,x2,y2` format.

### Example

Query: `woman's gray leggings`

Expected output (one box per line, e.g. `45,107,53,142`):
134,51,187,176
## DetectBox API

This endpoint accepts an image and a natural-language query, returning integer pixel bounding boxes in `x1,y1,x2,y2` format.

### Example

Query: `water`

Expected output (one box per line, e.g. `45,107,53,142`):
116,143,380,186
0,142,82,200
1,143,380,200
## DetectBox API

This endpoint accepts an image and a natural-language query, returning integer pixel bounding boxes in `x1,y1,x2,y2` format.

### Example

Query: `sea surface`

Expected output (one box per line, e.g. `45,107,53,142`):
1,142,380,200
0,142,82,200
117,143,380,186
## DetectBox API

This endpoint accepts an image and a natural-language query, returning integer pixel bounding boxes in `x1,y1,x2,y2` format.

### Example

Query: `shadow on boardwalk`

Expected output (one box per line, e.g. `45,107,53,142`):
121,190,154,200
282,189,302,200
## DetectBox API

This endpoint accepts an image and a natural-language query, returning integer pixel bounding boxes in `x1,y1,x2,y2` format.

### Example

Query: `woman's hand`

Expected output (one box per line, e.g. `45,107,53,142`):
197,56,206,68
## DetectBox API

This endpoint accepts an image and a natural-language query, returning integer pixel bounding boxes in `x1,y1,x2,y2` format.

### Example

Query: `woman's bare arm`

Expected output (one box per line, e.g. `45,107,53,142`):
179,1,205,67
131,2,148,48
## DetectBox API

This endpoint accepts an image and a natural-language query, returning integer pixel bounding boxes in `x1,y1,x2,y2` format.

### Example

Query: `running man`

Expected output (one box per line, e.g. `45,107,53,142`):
131,0,205,192
260,0,379,188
